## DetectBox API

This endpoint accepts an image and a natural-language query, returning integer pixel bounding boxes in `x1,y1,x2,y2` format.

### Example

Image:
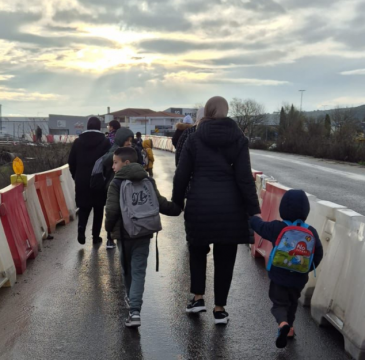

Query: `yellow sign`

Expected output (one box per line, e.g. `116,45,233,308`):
13,157,24,175
155,128,159,133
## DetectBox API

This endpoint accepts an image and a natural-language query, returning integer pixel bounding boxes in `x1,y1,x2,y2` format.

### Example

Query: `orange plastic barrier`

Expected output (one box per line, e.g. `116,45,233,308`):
35,170,70,233
251,169,263,180
251,182,290,265
0,184,38,274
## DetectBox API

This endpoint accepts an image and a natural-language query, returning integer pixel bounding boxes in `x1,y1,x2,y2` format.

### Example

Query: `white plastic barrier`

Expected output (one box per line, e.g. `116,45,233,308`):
311,209,365,360
0,199,16,288
58,165,77,221
24,175,48,250
300,200,347,305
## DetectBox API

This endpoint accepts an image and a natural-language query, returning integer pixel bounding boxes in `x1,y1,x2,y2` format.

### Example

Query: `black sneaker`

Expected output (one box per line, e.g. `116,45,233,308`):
276,324,290,348
213,310,229,325
78,229,86,245
125,311,141,328
92,237,103,244
186,298,207,313
106,239,116,249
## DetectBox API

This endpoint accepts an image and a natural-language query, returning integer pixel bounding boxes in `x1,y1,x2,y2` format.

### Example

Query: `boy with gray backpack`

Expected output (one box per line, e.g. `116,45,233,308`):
105,147,181,328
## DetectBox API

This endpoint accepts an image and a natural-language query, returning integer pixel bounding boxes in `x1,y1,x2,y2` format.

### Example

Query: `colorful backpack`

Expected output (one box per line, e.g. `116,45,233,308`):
267,220,316,274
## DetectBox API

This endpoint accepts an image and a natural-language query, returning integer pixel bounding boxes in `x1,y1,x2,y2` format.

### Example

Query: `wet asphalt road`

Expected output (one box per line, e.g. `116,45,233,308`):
250,150,365,215
0,150,352,360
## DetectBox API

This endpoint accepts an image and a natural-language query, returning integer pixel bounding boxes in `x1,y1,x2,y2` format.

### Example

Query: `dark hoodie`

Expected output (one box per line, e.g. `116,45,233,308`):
68,131,111,208
250,190,323,289
172,118,260,246
105,163,181,240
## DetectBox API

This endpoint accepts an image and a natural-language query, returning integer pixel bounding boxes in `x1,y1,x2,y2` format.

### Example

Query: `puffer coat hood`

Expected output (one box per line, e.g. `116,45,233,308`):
279,190,310,222
114,127,134,147
142,139,153,149
114,163,147,182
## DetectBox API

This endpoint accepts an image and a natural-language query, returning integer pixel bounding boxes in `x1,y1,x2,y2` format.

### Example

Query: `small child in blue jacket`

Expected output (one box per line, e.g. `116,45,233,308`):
250,189,323,349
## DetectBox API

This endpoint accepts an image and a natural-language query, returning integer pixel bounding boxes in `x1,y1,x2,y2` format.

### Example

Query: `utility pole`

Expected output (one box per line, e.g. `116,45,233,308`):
299,90,306,112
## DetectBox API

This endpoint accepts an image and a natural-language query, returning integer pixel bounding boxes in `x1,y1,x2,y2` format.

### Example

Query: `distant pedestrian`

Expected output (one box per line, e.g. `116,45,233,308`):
107,120,121,145
36,126,42,143
172,115,194,149
68,116,111,245
135,132,143,150
105,147,181,328
142,139,154,177
175,107,204,166
250,190,323,348
172,96,260,325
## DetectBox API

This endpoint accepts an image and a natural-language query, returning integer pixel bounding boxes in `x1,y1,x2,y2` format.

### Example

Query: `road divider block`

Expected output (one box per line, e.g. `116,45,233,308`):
35,170,70,233
311,209,365,360
0,184,38,274
300,200,347,306
0,217,16,288
58,165,77,221
24,175,48,251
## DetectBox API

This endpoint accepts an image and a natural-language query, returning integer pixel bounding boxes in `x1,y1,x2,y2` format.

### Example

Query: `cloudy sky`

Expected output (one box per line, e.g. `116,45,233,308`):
0,0,365,116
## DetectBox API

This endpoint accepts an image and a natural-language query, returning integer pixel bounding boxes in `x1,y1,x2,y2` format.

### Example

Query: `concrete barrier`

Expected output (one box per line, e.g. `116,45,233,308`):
0,212,16,288
311,209,365,360
24,175,49,251
35,169,70,233
0,184,38,274
58,165,77,221
300,200,347,306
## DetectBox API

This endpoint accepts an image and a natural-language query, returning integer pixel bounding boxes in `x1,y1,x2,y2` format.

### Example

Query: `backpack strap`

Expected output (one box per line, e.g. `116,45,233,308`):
284,219,309,229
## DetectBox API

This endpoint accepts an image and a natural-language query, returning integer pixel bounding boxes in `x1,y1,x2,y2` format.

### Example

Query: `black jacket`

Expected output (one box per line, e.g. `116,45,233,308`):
175,125,196,166
172,118,260,246
250,190,324,289
172,123,193,149
68,131,111,208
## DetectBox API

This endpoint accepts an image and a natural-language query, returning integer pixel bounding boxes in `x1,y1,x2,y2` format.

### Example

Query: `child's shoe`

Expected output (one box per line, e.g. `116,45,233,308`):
125,311,141,328
213,310,229,325
186,298,207,313
106,239,116,249
276,323,290,348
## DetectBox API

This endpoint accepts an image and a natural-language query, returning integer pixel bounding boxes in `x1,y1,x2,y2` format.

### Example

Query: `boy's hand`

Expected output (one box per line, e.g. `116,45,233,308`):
253,213,262,218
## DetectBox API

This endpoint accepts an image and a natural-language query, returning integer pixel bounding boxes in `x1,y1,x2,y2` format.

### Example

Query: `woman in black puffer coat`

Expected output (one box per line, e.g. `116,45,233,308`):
172,96,261,324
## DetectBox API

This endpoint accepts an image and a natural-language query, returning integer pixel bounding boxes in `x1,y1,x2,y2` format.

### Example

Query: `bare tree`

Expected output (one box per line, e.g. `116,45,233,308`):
229,98,266,139
331,107,362,140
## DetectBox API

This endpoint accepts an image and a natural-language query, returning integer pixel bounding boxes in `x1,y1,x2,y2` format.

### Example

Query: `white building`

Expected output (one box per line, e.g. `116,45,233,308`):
107,108,184,135
164,107,198,120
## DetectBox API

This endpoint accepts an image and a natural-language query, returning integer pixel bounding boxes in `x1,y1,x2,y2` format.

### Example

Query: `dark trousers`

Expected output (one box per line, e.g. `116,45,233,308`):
269,281,303,327
78,206,104,238
189,244,238,307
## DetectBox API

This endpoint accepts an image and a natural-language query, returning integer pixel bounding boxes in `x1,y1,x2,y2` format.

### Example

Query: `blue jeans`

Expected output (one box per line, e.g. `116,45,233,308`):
120,238,150,312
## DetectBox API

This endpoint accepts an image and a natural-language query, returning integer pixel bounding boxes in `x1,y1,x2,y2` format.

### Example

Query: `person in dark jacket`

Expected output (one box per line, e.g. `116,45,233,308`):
172,96,261,325
68,116,111,245
175,107,204,167
250,190,323,349
172,115,194,149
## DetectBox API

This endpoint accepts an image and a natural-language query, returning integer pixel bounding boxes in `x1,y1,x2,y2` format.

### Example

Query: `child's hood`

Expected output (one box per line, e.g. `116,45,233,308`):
279,189,310,222
114,163,148,181
142,139,152,149
114,127,134,147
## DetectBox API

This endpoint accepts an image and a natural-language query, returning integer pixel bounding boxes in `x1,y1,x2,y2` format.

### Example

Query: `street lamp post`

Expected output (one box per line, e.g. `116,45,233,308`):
299,90,306,112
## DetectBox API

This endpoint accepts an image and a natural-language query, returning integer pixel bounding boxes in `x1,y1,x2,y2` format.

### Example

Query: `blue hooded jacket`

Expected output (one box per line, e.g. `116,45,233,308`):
250,189,323,289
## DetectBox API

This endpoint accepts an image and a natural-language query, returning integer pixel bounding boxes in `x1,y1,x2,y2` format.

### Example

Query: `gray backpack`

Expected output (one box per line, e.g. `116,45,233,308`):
90,156,105,190
119,178,162,238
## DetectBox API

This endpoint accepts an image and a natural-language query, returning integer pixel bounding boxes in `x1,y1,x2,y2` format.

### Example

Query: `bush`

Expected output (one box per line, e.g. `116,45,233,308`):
248,139,270,150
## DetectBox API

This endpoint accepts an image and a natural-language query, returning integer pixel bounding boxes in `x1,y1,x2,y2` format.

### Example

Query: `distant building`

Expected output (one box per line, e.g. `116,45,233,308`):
48,114,106,136
0,117,49,138
106,108,184,135
164,107,198,120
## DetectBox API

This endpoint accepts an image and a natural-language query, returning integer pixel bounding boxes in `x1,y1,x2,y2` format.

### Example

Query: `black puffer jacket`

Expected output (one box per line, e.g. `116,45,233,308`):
68,131,111,208
172,118,260,245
